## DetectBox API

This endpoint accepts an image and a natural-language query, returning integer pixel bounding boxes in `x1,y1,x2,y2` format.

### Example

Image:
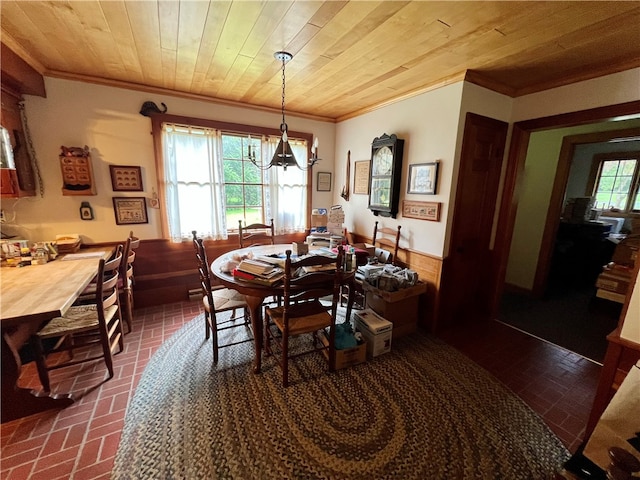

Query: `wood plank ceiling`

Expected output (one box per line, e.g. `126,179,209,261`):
1,1,639,121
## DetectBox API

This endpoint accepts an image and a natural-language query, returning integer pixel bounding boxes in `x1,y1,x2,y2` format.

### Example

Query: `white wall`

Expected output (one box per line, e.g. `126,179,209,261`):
512,68,640,122
4,67,639,256
1,77,335,243
334,82,464,258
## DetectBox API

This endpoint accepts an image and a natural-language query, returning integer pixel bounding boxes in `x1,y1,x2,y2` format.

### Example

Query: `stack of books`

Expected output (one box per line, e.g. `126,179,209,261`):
233,259,284,286
595,262,633,303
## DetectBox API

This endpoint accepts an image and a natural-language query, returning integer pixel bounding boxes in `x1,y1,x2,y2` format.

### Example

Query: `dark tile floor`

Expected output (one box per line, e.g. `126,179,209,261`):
498,286,621,363
438,319,602,452
1,301,602,479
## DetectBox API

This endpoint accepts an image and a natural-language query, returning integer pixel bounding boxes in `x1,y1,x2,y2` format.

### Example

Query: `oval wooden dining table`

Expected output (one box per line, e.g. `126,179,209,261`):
211,244,320,374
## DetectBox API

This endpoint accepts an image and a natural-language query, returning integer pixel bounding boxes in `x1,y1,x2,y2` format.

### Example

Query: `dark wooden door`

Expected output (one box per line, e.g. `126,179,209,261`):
440,113,508,327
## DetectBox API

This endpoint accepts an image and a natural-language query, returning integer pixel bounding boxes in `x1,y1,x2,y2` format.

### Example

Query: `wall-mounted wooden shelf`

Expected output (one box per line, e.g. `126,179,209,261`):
60,150,96,196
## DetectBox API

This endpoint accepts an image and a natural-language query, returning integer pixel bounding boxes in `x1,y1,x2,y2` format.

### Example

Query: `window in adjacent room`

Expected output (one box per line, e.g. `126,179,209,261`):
156,119,311,242
591,151,640,212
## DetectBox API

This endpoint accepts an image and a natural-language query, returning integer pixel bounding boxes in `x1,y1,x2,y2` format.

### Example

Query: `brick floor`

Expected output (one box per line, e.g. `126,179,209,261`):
1,302,602,478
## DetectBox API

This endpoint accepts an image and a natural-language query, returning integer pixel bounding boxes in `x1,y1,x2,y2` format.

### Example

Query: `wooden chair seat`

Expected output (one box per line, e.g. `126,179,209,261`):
265,300,332,336
207,287,248,311
38,304,119,337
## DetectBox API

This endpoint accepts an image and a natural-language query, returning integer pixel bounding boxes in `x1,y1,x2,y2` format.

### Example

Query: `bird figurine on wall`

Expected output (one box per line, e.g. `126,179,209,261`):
139,101,168,117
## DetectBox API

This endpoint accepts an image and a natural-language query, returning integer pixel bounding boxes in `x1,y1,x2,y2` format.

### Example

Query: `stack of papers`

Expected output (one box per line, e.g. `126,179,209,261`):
237,259,276,275
55,234,81,253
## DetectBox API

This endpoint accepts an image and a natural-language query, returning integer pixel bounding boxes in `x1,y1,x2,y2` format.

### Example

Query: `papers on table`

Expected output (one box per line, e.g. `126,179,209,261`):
61,252,105,261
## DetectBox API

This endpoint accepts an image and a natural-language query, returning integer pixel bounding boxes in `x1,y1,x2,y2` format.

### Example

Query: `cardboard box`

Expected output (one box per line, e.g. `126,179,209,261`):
319,330,366,369
361,281,427,302
354,309,392,358
595,272,630,294
352,243,375,256
311,214,327,227
363,282,426,338
292,242,308,255
611,236,640,267
596,288,626,304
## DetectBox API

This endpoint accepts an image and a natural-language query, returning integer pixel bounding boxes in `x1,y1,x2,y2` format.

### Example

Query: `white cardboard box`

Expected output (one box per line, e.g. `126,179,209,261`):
354,309,392,358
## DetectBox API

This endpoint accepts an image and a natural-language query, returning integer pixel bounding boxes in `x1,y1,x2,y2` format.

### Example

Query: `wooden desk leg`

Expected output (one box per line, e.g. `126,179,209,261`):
2,328,74,423
245,295,264,374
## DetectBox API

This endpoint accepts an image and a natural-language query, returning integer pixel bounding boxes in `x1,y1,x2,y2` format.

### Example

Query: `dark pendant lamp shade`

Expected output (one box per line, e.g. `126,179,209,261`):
269,137,298,169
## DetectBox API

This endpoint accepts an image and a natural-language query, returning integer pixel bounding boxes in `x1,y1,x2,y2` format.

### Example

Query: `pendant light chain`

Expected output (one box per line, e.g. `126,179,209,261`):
280,55,287,133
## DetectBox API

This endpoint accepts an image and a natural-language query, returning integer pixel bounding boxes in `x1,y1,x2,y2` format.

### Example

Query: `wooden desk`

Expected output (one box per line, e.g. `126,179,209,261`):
1,249,112,422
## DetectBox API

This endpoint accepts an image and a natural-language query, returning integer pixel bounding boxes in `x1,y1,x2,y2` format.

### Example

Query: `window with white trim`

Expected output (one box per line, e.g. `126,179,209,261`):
592,151,640,212
160,122,309,242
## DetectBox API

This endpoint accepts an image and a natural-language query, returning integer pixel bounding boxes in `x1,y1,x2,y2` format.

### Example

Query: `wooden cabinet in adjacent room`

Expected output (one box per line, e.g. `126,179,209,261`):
1,90,37,198
1,41,46,198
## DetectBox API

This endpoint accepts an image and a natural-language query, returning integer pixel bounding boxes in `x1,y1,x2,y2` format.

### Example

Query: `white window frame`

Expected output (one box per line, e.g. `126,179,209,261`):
151,115,313,242
591,151,640,213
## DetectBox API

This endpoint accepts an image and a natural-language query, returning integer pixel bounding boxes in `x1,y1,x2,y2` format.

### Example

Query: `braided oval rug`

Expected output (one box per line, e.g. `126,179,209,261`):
112,314,569,480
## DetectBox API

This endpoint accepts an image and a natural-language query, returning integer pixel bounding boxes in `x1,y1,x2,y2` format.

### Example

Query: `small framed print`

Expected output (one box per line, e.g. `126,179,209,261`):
402,200,441,221
317,171,332,192
112,197,149,225
110,165,143,192
407,162,439,195
79,201,94,220
353,160,370,195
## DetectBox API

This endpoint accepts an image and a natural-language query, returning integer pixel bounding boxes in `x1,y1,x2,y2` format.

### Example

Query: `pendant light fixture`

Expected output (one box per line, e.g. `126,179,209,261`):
249,51,320,171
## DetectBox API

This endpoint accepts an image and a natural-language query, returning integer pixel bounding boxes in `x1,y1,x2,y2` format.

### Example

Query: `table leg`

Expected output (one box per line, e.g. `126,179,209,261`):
2,327,74,423
244,295,265,374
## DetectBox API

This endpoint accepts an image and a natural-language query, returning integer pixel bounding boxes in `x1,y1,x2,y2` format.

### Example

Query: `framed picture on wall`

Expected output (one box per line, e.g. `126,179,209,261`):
407,162,439,195
112,197,149,225
353,160,370,195
317,172,332,192
110,165,143,192
402,200,441,221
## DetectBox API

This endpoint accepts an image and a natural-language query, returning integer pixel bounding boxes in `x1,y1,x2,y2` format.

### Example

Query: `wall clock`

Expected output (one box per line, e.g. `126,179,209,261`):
368,133,404,218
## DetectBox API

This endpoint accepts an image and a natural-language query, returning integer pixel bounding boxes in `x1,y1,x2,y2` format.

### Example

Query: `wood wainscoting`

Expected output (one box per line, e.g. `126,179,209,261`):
131,233,308,309
350,232,443,332
87,233,442,331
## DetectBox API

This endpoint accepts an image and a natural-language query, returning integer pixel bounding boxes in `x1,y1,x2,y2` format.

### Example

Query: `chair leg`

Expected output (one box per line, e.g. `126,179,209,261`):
245,307,251,328
204,310,211,340
328,324,336,372
124,289,134,334
116,315,125,354
30,336,51,392
211,312,219,363
282,330,289,387
98,323,115,380
263,309,272,356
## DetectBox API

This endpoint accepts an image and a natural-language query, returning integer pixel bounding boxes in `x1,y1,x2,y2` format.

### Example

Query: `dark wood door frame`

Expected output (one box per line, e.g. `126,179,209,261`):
532,127,640,297
489,100,640,316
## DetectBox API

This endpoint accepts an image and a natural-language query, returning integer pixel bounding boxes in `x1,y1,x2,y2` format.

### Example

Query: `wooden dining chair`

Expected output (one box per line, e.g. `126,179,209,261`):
342,222,402,309
238,219,275,248
264,246,355,387
372,221,401,265
119,237,135,334
30,251,125,392
192,231,252,362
